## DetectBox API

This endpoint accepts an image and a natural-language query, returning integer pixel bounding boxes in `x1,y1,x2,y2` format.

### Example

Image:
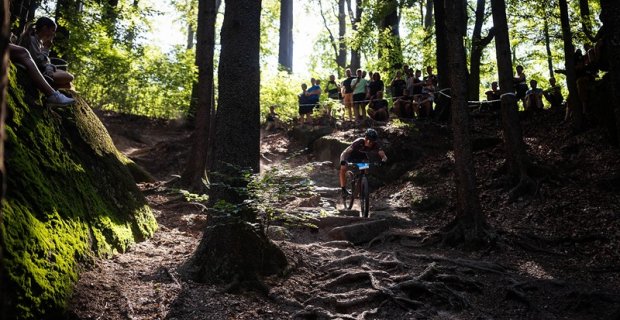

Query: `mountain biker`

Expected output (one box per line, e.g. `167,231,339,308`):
339,128,388,196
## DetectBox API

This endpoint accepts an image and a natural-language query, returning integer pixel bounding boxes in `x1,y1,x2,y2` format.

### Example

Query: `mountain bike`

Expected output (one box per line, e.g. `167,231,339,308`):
341,162,379,218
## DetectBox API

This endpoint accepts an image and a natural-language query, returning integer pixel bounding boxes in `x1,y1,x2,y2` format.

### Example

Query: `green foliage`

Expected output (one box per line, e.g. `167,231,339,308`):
260,71,304,123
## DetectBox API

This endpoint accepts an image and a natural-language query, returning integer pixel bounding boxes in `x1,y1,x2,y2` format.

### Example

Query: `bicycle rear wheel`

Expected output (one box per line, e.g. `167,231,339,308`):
360,176,369,218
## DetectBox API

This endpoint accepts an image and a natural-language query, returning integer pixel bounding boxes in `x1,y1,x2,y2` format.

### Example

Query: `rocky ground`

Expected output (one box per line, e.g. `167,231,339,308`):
66,108,620,319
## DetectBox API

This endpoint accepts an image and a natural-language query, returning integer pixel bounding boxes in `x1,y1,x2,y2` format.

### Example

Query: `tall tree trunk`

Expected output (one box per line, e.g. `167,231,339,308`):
337,0,346,75
579,0,595,42
346,0,362,71
468,0,495,101
491,0,534,198
424,0,433,30
443,0,491,245
278,0,293,72
433,0,450,89
183,0,287,288
544,18,554,79
209,0,262,205
600,0,620,144
0,0,9,316
180,0,220,191
378,0,402,70
559,0,583,131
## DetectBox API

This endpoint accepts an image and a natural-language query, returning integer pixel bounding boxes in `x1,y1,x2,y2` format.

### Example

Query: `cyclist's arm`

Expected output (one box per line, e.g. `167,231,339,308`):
340,145,354,164
378,150,387,162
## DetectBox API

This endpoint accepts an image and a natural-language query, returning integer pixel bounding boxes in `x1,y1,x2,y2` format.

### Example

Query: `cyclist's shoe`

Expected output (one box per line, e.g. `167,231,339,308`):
341,187,351,197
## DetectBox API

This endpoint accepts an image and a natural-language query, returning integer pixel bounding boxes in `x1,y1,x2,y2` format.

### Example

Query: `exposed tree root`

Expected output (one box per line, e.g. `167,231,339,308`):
402,253,509,275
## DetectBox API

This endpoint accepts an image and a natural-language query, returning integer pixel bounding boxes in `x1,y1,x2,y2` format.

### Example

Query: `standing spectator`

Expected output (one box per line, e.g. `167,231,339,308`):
19,17,74,88
524,79,544,112
514,65,529,107
368,91,389,122
341,69,356,122
390,71,406,100
543,77,563,109
298,83,313,125
351,69,369,121
306,78,322,108
367,72,384,100
411,69,424,96
325,74,341,100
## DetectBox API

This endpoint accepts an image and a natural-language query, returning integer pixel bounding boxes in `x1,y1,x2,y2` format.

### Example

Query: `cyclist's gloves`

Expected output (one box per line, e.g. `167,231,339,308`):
381,155,388,162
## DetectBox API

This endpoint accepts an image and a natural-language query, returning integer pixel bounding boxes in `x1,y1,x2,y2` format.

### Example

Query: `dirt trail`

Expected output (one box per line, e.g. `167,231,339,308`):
67,112,620,319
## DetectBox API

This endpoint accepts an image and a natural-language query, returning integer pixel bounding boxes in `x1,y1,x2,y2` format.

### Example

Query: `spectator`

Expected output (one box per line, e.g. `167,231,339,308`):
351,69,369,121
392,88,414,119
424,66,438,88
367,72,384,100
411,69,424,96
390,71,406,100
298,83,313,125
485,81,501,111
524,79,544,111
306,78,322,107
341,69,356,122
325,74,341,100
514,65,528,107
413,78,435,118
265,105,283,131
9,43,74,106
543,77,563,109
368,91,389,122
19,17,74,88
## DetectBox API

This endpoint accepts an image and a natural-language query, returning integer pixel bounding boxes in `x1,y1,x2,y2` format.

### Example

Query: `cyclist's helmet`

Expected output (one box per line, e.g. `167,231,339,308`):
365,128,378,141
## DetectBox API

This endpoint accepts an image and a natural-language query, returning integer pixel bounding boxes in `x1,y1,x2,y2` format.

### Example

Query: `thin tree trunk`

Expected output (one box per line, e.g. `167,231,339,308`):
468,0,495,101
180,0,220,191
0,0,9,316
318,0,342,72
337,0,346,75
433,0,450,89
544,18,554,79
208,0,262,205
346,0,362,71
600,0,620,144
491,0,534,197
579,0,595,42
278,0,293,72
378,0,402,70
424,0,433,30
559,0,583,131
187,24,195,49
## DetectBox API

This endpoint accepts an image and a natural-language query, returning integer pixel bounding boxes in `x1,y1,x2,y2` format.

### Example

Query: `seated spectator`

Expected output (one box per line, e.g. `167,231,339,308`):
325,74,341,100
9,43,74,106
424,66,438,88
392,88,414,118
368,91,389,122
390,71,406,100
485,81,501,111
524,79,544,111
298,83,313,125
411,69,424,95
412,78,435,118
543,77,563,109
19,17,74,89
265,105,283,131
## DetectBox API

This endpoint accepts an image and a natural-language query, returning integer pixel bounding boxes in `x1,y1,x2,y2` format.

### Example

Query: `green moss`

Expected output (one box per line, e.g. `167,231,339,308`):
1,67,157,318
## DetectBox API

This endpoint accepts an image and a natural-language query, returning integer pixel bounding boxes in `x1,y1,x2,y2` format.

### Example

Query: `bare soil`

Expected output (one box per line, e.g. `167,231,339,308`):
66,109,620,319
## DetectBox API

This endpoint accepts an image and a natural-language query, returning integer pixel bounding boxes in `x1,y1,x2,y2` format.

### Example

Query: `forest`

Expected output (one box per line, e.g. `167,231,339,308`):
0,0,619,319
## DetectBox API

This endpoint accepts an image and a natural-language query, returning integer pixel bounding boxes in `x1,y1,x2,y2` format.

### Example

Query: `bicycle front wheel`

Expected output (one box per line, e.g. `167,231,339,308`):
344,171,355,210
360,176,369,218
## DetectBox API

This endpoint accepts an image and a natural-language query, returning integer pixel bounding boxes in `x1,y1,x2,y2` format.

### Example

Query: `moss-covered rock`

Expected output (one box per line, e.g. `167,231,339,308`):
0,67,157,319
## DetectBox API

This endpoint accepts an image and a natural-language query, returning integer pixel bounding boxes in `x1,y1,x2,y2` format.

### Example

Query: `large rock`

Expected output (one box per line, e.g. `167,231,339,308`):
290,125,334,149
1,67,157,318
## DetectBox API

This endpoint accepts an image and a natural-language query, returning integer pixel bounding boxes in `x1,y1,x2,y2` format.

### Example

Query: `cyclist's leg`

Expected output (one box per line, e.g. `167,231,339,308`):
339,160,348,189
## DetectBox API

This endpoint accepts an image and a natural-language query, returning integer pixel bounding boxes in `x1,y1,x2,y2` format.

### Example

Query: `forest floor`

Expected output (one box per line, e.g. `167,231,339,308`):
67,107,620,319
